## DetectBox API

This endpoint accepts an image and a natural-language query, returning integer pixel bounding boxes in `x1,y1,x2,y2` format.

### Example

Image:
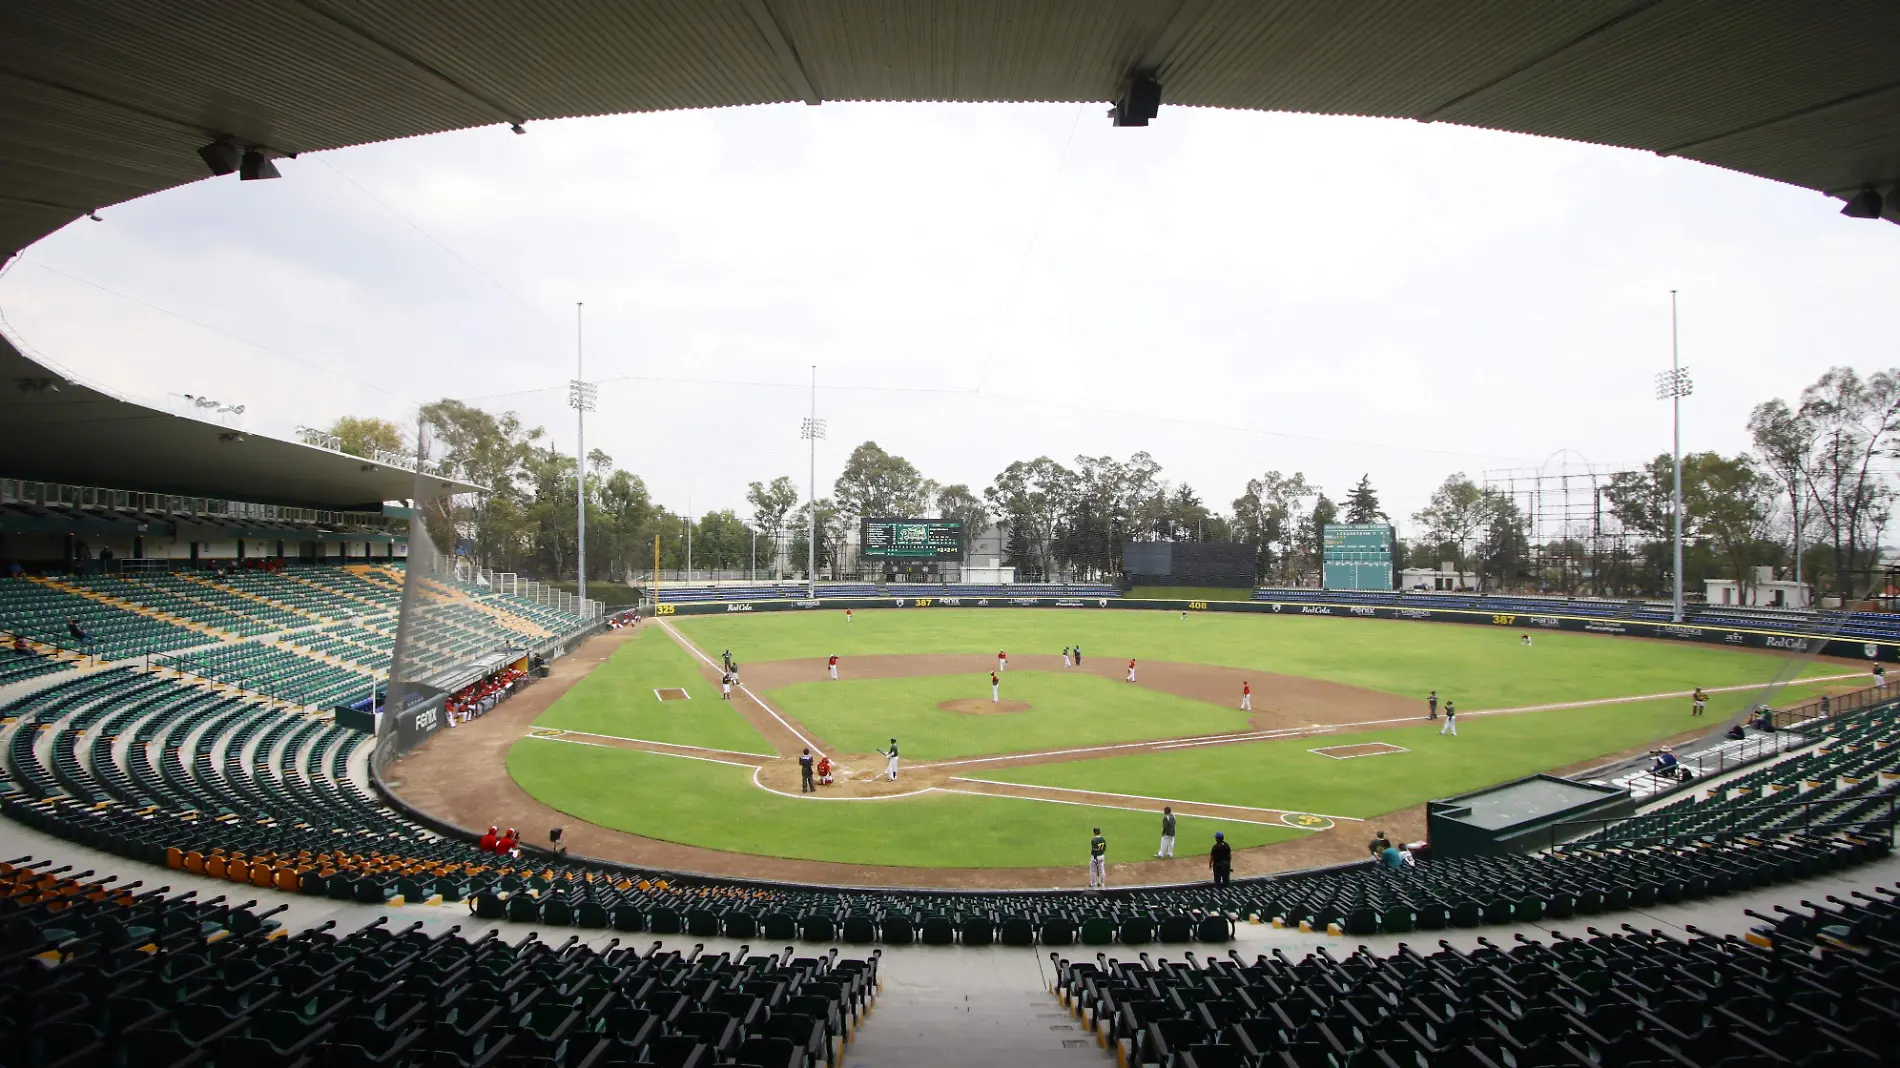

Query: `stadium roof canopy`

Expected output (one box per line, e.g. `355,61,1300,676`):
2,0,1898,258
0,335,479,510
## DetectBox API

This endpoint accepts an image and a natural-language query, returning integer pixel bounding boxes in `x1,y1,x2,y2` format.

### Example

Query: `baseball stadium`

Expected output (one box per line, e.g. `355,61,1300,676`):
2,5,1898,1068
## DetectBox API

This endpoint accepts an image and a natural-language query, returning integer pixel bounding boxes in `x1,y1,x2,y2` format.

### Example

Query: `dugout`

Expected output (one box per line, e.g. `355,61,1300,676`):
1427,774,1636,858
1123,541,1258,590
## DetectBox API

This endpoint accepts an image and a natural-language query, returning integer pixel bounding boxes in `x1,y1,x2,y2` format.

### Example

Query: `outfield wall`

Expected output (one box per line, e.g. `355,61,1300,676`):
651,593,1891,663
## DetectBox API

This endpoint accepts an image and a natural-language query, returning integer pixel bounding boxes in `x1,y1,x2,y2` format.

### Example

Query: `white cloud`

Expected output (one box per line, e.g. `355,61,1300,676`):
2,102,1894,532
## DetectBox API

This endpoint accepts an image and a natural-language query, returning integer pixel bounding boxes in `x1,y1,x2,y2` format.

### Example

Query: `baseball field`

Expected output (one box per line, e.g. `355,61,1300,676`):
475,608,1857,883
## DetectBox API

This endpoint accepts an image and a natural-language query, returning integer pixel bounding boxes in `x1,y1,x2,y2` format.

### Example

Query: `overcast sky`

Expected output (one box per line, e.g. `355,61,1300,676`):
1,103,1894,531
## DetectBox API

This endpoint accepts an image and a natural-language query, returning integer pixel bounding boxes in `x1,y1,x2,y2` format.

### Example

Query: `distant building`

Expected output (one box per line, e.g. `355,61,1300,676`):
1705,566,1809,609
1398,565,1479,592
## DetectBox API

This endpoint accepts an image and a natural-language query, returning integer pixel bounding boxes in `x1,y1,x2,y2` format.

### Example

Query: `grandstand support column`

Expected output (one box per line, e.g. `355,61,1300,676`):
569,303,597,605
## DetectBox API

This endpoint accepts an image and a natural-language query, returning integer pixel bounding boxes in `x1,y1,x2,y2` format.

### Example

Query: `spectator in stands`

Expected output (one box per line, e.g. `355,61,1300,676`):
9,634,30,656
5,561,21,579
1726,722,1747,741
65,618,89,643
1751,707,1776,732
496,828,518,857
1380,843,1407,871
1649,747,1684,780
1367,830,1391,859
1209,832,1232,887
479,825,499,853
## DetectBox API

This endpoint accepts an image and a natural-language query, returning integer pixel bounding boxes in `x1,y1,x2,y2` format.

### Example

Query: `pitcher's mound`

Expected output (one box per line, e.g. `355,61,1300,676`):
939,698,1031,715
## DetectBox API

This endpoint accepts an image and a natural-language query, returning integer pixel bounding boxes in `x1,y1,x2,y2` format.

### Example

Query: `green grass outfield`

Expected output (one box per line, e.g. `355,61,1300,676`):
676,609,1845,709
767,670,1253,761
982,682,1836,819
506,740,1300,867
531,629,772,754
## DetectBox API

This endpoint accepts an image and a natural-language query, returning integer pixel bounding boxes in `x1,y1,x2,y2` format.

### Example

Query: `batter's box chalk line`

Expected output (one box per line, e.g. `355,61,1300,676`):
652,687,691,701
1310,741,1410,760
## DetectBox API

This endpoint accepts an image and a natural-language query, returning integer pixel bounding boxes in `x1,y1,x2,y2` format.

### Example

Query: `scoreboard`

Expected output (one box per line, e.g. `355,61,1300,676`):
1323,524,1394,591
861,518,964,559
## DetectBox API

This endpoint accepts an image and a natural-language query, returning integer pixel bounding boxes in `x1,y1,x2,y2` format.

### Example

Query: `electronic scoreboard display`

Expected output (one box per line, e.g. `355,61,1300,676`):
1322,523,1394,591
860,518,964,559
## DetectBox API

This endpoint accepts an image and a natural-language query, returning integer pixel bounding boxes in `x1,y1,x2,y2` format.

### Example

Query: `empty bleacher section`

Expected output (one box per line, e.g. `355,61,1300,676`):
1252,586,1900,644
1054,895,1897,1068
0,852,881,1068
3,648,1893,945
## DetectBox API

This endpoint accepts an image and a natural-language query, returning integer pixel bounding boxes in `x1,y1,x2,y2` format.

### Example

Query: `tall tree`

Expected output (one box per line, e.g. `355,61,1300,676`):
329,415,406,459
984,457,1073,580
1343,475,1386,524
1747,398,1818,594
1795,367,1900,598
1688,453,1775,598
833,442,933,521
1474,489,1527,591
1232,471,1316,583
932,484,989,561
1412,473,1486,583
745,476,801,577
1308,493,1339,578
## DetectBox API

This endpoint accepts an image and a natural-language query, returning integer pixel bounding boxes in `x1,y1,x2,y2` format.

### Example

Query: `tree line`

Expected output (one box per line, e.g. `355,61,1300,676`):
331,364,1899,600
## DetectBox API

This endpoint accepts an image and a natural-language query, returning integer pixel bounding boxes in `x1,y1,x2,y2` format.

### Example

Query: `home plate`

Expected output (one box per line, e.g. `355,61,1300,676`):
1311,742,1409,759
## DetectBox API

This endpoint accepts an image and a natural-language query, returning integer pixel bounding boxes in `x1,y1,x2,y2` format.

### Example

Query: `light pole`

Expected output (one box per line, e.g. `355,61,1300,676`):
801,366,826,597
569,303,597,607
1654,290,1693,623
749,528,757,583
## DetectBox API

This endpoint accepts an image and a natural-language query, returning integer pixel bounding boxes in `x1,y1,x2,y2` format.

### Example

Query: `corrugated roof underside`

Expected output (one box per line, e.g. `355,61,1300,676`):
3,0,1897,255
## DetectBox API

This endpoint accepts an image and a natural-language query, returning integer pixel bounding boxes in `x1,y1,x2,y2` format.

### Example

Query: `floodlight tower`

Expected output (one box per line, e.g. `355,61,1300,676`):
801,365,826,599
569,303,598,608
1654,290,1693,624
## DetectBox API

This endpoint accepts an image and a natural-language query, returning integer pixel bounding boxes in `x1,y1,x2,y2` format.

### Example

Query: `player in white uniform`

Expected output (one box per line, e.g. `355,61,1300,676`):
884,738,900,781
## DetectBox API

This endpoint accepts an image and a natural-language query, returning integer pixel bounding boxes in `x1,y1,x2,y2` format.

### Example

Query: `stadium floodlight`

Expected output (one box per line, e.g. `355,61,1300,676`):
238,149,280,181
571,303,593,605
1840,187,1884,219
197,140,241,176
1656,290,1692,623
802,368,826,598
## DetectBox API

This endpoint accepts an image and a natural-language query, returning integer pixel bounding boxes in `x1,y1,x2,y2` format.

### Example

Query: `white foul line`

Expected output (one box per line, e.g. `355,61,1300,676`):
949,776,1365,823
523,733,759,769
537,729,770,761
657,620,826,757
934,786,1293,827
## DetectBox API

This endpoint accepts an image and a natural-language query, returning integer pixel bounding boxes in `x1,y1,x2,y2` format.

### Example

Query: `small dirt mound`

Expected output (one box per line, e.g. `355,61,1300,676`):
938,698,1031,715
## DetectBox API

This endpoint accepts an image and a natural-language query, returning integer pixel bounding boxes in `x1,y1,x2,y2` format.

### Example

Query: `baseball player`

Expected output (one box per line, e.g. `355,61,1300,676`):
884,738,900,781
1088,827,1108,889
827,653,839,680
1439,700,1457,736
991,671,1000,703
722,648,734,673
1520,632,1533,646
1155,806,1176,858
1062,646,1073,669
998,650,1007,673
1240,681,1251,711
720,671,733,700
1126,658,1137,683
799,748,815,793
846,608,853,624
1426,690,1438,720
1074,644,1083,666
1691,687,1707,716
